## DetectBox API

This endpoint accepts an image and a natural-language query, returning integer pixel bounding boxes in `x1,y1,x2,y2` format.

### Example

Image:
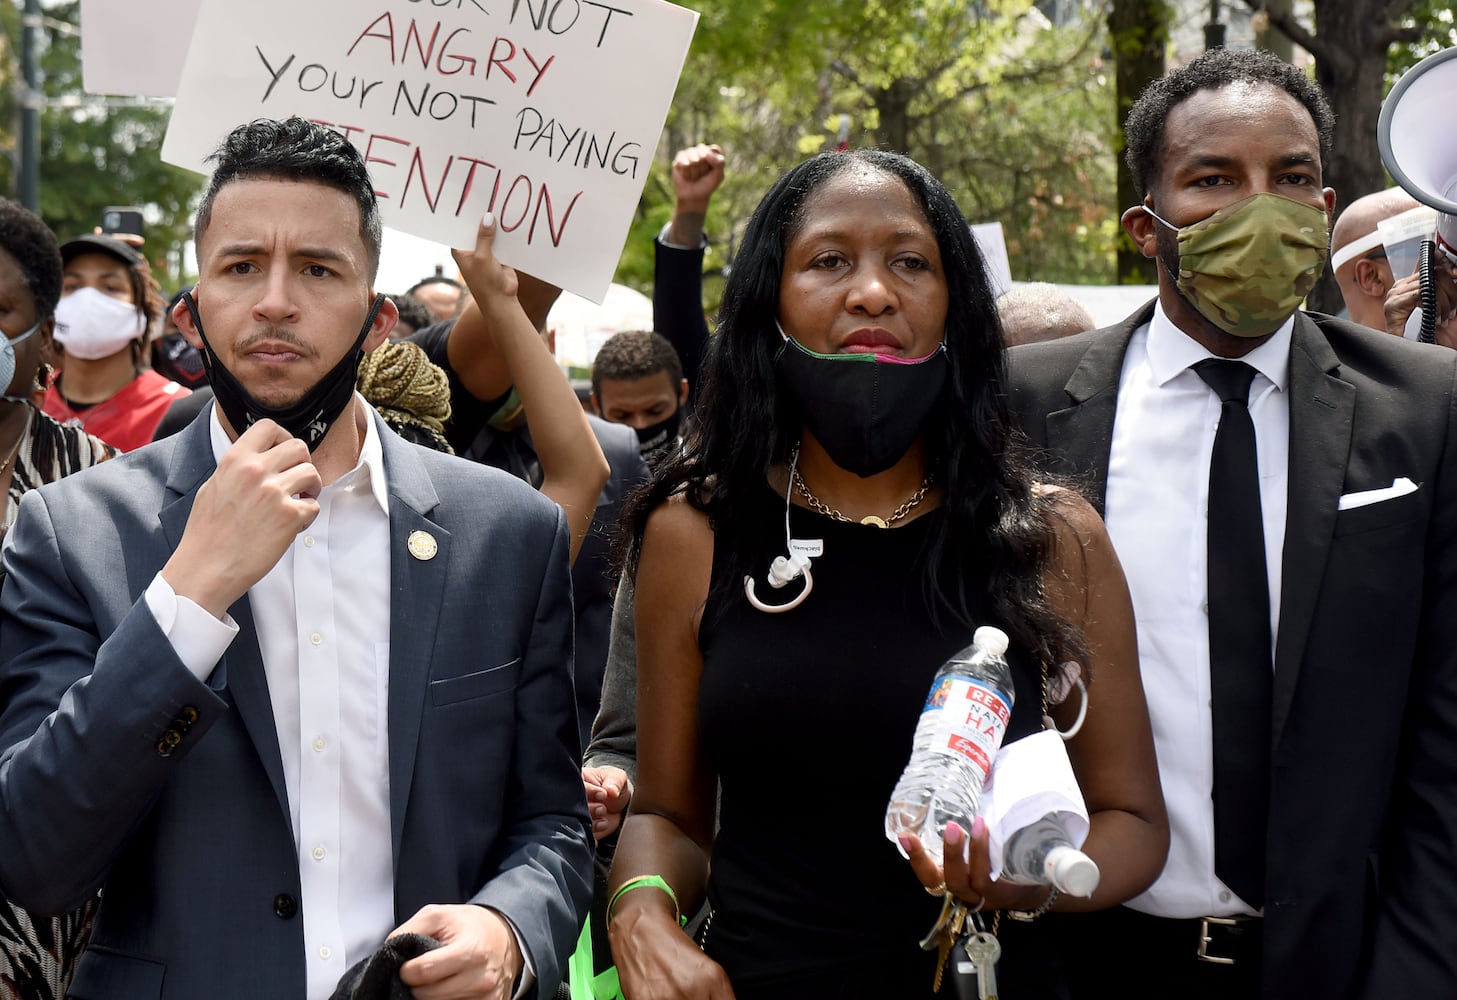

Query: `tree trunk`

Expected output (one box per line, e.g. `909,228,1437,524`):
1248,0,1419,313
1300,0,1401,312
1109,0,1169,284
1254,0,1295,62
874,78,914,155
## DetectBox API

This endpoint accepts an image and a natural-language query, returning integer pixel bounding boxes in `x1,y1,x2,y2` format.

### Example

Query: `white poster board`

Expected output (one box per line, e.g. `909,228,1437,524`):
80,0,201,97
162,0,698,302
970,222,1013,298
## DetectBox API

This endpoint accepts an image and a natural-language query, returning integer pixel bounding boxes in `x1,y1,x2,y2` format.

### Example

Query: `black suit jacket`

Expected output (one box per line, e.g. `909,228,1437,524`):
1007,303,1457,999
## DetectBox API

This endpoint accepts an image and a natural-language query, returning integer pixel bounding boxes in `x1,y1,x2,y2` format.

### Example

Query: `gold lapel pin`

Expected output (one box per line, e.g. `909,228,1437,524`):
407,530,438,561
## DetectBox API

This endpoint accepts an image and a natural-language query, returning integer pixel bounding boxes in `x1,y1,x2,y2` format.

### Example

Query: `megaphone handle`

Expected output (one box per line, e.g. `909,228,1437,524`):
1420,239,1438,344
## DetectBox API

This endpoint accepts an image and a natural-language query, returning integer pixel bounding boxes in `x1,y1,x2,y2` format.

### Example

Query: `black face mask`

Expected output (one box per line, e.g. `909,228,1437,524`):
182,290,384,452
634,407,682,471
775,332,948,478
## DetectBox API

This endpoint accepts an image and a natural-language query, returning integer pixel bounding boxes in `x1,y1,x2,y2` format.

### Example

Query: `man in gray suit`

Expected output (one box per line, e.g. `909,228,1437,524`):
0,118,591,999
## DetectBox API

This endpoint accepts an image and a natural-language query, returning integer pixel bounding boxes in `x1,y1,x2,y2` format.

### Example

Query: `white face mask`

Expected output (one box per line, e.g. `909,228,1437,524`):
0,318,42,402
54,286,146,360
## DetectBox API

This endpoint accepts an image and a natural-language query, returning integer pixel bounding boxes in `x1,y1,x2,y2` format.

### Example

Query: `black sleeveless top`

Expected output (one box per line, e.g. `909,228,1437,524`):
697,492,1043,998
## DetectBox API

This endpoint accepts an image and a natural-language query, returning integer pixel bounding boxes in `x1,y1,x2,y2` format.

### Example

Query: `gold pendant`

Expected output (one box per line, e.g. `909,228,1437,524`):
860,515,889,528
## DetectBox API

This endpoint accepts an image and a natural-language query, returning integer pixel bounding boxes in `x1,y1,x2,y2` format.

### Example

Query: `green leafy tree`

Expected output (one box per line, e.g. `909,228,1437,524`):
617,0,1121,304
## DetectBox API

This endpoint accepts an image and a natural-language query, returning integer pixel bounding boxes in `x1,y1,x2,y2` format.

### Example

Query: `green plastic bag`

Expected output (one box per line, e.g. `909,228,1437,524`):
567,919,622,1000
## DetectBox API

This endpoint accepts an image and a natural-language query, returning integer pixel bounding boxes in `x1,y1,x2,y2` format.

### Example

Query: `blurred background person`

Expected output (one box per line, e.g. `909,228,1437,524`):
589,330,687,471
1330,187,1420,331
0,197,116,999
650,142,723,414
355,338,454,454
150,286,209,391
1384,253,1457,345
997,282,1097,347
388,293,436,340
43,234,192,451
405,273,465,322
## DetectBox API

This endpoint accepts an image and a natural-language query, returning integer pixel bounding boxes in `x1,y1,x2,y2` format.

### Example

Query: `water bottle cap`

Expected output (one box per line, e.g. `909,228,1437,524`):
972,626,1010,657
1047,846,1100,897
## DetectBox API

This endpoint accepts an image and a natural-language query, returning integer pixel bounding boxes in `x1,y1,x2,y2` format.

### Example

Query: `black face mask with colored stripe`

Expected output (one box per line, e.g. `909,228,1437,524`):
774,331,948,478
182,290,383,452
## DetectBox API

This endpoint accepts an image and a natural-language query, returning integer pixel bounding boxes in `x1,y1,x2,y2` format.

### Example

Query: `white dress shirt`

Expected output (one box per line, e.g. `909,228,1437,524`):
1103,304,1291,919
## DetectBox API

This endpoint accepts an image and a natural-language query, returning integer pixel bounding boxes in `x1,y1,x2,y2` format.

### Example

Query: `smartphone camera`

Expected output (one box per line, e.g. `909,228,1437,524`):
101,206,144,240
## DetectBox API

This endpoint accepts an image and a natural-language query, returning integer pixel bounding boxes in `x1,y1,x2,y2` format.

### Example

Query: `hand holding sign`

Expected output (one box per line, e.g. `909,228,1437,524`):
161,0,698,303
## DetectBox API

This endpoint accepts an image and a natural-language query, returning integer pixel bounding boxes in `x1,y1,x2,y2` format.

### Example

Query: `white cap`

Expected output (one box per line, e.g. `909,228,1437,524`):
1046,845,1101,897
973,625,1009,657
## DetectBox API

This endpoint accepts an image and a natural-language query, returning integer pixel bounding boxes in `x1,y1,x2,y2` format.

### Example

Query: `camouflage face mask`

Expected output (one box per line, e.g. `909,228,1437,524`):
1146,193,1330,338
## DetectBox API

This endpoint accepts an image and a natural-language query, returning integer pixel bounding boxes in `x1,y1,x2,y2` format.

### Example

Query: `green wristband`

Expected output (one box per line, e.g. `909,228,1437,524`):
608,874,688,928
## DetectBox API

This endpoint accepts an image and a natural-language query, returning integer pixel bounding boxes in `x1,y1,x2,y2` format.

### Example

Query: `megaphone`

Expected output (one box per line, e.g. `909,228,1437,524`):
1379,45,1457,341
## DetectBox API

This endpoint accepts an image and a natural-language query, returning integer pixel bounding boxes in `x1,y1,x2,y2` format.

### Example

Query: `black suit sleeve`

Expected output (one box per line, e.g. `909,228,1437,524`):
652,236,710,400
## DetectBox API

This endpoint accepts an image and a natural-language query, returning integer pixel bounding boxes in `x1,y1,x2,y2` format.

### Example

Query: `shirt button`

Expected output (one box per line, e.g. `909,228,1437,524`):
1202,601,1210,615
303,535,316,548
319,946,332,960
313,737,327,752
1219,890,1231,903
310,633,322,646
312,845,326,861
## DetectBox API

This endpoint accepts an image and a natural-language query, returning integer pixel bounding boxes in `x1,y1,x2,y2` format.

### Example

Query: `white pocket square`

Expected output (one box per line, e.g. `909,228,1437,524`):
1338,477,1419,511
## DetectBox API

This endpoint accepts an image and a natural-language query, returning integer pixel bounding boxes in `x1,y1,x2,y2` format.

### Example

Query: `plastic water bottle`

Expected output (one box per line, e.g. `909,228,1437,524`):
998,813,1101,897
885,625,1014,866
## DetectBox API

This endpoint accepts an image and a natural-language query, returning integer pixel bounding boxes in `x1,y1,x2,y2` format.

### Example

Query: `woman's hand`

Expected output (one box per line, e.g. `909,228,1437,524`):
451,213,519,312
582,766,633,841
609,903,736,1000
899,820,1050,913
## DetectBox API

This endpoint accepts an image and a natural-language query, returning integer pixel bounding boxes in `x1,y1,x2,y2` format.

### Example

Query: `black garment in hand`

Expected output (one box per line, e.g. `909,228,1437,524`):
329,933,443,1000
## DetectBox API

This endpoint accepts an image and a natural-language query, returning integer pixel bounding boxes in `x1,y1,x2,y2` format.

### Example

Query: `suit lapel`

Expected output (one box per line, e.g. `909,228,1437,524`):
1042,305,1150,514
1271,314,1352,739
157,412,292,824
378,425,449,859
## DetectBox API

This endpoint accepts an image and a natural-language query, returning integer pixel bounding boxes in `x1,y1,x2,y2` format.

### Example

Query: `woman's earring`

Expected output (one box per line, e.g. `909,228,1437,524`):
33,363,53,392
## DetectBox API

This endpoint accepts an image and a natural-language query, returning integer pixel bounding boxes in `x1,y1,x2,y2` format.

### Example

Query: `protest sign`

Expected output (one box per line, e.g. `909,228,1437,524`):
970,222,1013,298
162,0,698,302
80,0,200,97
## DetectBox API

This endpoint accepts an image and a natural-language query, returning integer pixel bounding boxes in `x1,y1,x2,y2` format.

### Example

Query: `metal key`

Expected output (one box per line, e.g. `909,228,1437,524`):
919,895,967,993
964,930,1002,1000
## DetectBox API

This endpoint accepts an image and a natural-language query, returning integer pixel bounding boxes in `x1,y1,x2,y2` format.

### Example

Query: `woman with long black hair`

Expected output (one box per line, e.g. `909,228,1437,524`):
605,150,1167,998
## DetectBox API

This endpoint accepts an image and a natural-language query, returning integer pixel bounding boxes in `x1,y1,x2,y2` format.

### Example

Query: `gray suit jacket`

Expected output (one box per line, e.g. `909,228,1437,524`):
1007,304,1457,999
0,409,593,998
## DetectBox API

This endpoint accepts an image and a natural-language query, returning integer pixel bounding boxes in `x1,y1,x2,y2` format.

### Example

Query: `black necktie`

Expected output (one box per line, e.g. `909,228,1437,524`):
1194,358,1272,908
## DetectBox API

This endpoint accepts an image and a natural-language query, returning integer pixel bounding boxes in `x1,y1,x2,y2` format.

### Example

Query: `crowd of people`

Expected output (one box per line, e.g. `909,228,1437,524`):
1,41,1457,1000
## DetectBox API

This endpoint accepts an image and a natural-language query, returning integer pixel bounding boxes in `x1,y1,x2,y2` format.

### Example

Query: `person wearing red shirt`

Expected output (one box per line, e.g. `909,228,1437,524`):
43,235,191,451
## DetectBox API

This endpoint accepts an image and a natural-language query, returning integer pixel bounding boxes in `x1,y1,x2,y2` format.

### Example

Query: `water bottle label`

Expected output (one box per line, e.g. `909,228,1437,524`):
923,677,1011,776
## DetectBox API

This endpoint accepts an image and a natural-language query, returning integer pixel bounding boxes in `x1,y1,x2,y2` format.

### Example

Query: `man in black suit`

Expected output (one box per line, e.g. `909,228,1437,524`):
1009,48,1457,999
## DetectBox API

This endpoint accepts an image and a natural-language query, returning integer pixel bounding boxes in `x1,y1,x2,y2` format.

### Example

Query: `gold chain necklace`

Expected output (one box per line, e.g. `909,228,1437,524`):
792,466,933,528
